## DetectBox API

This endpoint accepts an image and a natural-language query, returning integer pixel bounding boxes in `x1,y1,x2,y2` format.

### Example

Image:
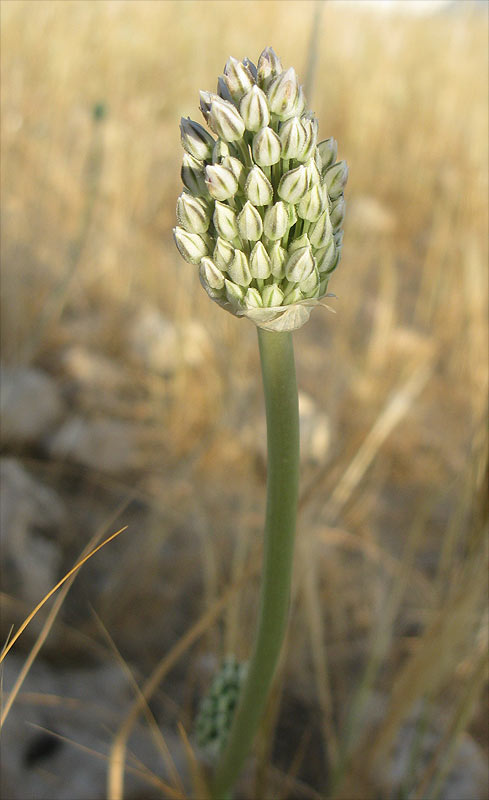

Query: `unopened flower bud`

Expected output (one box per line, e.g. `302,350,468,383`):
288,233,311,254
245,166,273,206
199,90,213,123
212,139,230,163
223,56,255,101
330,195,345,231
216,76,234,104
238,201,263,241
317,138,337,171
285,245,315,283
225,278,245,307
220,156,246,191
305,158,321,188
262,283,284,307
270,242,287,278
208,97,246,142
278,164,309,204
200,257,225,290
309,209,333,248
180,117,215,160
249,241,271,279
267,67,302,120
176,192,211,234
324,160,348,199
297,184,325,222
244,287,264,308
205,164,238,200
213,201,239,241
240,86,270,131
334,230,344,247
297,116,318,162
264,201,289,240
301,267,320,296
227,249,252,286
316,237,336,273
283,284,303,305
252,126,281,166
181,153,207,196
257,46,283,88
173,226,209,264
279,116,307,160
214,236,234,269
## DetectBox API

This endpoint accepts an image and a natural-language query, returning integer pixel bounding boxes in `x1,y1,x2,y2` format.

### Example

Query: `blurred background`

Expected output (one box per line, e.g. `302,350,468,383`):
1,1,487,799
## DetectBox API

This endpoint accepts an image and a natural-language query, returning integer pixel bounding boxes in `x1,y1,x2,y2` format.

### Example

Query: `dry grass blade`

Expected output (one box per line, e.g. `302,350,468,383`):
107,555,260,800
0,525,128,665
177,720,210,800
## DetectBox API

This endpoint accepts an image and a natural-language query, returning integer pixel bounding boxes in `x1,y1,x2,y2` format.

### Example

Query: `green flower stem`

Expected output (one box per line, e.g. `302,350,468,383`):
211,329,300,799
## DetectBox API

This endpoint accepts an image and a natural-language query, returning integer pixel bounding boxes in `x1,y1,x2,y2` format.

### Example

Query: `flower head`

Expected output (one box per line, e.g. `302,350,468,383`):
174,47,347,331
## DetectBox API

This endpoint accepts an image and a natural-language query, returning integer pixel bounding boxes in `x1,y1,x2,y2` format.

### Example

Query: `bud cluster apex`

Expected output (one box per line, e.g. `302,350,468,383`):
174,47,348,332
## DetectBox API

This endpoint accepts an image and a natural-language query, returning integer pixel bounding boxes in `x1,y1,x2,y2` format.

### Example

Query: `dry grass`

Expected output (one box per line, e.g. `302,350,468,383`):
1,1,488,798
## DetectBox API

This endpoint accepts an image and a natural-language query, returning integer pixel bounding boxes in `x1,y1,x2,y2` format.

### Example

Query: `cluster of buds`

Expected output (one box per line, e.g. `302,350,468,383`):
195,656,248,760
174,48,347,331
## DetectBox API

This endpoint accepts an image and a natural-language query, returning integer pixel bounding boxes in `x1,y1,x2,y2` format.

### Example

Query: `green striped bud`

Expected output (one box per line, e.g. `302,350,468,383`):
262,283,284,307
252,126,281,166
257,46,283,88
240,86,270,131
223,56,255,101
181,153,207,197
180,117,215,160
249,241,271,279
297,184,325,222
217,76,234,104
244,287,264,308
316,237,336,273
264,201,289,240
245,166,273,206
205,164,238,200
309,209,333,249
278,164,309,204
213,236,234,269
200,257,225,290
270,242,287,278
305,158,322,188
279,116,307,159
283,284,303,305
301,266,320,297
267,67,302,120
285,245,315,283
227,248,252,286
213,201,239,241
288,233,311,254
317,137,337,171
330,195,346,231
225,279,245,307
238,201,263,241
176,192,211,234
324,160,349,199
221,156,246,191
297,116,318,162
212,139,230,163
208,97,246,142
173,226,209,264
334,230,343,247
199,90,213,123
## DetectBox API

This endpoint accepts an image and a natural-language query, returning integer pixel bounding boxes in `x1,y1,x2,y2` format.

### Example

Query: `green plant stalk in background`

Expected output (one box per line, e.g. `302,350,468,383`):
211,329,300,799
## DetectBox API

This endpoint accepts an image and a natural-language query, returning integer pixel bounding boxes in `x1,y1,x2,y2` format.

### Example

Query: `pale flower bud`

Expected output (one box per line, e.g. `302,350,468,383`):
227,249,252,286
221,156,246,191
330,195,345,231
245,166,273,206
288,233,311,254
309,209,333,248
181,153,207,196
199,90,213,123
212,139,230,163
285,246,315,283
249,241,271,279
180,117,215,160
213,201,239,241
244,287,264,308
257,46,283,88
205,164,238,200
237,201,263,241
176,192,211,234
305,158,322,188
283,285,303,305
217,76,234,104
270,242,287,278
240,86,270,131
297,184,325,222
213,236,234,269
264,201,289,240
223,56,255,101
252,126,281,166
225,278,245,307
200,257,225,290
301,267,320,296
324,161,349,199
279,116,306,160
317,138,337,171
278,164,309,204
315,237,336,273
173,226,209,264
267,67,302,120
262,284,284,307
208,97,246,142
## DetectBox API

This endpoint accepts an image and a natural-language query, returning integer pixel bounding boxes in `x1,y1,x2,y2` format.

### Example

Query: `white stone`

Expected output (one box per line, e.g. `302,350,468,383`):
0,366,63,446
127,306,212,375
48,417,139,473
